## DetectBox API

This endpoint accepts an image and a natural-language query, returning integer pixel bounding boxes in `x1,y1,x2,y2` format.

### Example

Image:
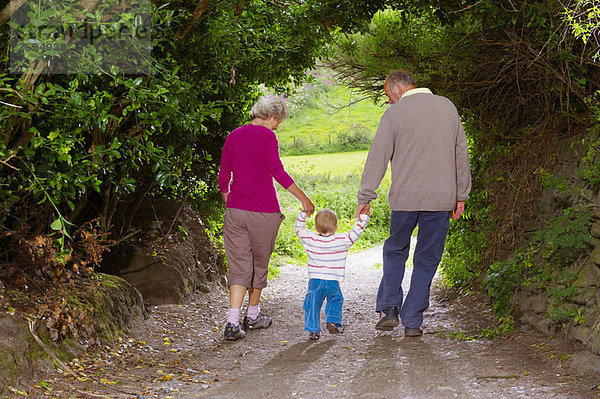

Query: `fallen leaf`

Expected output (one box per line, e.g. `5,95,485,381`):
7,386,28,396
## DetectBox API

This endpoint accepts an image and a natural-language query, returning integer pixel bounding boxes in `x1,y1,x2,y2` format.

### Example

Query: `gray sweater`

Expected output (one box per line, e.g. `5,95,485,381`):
358,89,471,211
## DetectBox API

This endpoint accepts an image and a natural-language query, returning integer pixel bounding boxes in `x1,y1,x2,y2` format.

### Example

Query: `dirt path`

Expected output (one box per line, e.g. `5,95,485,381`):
30,245,599,398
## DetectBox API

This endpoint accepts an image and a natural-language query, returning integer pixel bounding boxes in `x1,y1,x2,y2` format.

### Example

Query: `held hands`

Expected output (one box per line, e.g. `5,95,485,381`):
302,198,315,217
286,183,314,216
356,203,371,219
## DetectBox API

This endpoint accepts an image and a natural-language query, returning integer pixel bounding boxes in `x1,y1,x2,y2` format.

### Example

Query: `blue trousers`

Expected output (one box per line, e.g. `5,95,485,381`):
303,279,343,333
376,211,450,328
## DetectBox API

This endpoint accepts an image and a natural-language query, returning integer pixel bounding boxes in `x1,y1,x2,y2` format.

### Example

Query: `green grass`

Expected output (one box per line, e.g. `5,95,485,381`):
277,72,386,155
274,171,391,263
282,150,369,177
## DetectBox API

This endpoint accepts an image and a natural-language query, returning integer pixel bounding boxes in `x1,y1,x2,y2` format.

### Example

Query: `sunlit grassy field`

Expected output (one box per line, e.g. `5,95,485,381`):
276,73,386,155
272,150,392,270
282,150,369,177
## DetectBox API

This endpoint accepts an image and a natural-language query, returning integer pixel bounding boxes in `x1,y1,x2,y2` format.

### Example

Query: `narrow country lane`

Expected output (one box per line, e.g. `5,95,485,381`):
38,245,599,398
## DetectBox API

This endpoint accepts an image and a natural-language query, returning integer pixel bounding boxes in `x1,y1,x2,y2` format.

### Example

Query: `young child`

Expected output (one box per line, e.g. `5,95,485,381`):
295,209,370,340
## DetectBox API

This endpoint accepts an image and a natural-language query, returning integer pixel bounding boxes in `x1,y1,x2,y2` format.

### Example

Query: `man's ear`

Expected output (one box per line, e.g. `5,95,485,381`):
394,83,405,96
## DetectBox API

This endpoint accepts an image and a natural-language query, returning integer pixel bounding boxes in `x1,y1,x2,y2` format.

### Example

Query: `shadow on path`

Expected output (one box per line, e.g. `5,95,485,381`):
205,339,335,398
350,334,474,399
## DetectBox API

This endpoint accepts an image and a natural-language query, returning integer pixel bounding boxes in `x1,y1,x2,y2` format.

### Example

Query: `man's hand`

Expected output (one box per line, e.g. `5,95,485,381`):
452,201,465,220
356,203,371,219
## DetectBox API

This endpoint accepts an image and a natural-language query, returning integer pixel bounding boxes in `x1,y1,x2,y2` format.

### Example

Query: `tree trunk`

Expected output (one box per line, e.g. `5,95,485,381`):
115,182,153,239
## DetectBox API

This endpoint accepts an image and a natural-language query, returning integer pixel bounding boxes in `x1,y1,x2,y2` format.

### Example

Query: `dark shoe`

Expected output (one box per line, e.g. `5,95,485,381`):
326,322,343,334
309,331,321,341
405,327,423,337
224,322,245,341
375,306,399,331
243,312,272,331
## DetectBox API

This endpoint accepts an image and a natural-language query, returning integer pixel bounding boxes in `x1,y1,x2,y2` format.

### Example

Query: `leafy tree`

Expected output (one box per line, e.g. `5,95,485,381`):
0,0,389,339
563,0,600,60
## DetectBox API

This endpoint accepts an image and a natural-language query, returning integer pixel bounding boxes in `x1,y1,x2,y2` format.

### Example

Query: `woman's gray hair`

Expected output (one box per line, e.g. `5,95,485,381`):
386,70,416,88
249,94,289,122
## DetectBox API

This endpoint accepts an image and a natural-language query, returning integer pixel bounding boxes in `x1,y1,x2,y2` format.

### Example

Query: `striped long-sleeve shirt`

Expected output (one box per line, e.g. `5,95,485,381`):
294,211,370,282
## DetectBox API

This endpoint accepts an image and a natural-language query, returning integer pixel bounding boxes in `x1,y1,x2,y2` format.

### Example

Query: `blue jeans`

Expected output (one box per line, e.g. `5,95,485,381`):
303,279,343,332
376,211,450,328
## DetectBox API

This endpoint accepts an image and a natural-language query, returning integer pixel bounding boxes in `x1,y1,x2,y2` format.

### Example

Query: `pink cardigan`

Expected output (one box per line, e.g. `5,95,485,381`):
218,124,294,213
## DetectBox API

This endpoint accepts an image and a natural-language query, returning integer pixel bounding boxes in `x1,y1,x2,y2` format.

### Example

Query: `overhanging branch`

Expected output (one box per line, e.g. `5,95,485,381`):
177,0,211,41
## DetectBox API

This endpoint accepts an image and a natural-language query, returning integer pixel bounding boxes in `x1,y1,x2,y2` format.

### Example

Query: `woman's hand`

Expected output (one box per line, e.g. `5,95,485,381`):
221,192,229,203
287,183,314,217
302,198,315,217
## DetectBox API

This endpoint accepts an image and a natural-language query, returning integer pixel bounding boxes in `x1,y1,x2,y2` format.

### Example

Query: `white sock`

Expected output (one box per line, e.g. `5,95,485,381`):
247,305,260,320
227,308,241,326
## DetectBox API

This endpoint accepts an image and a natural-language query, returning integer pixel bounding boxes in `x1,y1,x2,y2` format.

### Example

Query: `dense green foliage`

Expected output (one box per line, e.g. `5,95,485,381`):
483,206,591,319
325,0,600,326
0,0,386,248
563,0,600,60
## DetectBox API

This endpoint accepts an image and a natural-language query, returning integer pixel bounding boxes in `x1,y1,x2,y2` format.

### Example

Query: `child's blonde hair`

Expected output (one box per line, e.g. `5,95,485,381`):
315,209,338,235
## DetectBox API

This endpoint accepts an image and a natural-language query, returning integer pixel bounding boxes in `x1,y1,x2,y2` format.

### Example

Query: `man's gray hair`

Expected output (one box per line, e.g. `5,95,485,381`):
386,70,416,88
249,94,289,122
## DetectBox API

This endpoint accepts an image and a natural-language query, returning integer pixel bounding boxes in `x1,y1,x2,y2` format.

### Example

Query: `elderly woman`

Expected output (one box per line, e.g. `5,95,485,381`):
218,94,315,341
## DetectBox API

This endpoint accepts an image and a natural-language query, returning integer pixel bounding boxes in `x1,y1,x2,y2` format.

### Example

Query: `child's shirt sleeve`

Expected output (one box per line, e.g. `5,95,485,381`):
344,214,370,245
294,211,310,239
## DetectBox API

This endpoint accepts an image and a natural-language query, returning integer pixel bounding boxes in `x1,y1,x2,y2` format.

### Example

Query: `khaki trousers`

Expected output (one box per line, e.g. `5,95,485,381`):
223,208,284,289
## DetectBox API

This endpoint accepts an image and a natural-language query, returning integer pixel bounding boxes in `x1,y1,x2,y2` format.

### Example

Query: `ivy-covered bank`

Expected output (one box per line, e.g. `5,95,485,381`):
473,127,600,355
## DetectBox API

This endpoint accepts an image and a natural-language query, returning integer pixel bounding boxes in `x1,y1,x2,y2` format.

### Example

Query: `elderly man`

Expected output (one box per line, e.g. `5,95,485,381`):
356,70,471,337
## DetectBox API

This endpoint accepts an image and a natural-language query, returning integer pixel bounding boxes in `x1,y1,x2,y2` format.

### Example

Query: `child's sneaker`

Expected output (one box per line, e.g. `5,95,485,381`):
224,322,245,341
308,331,320,341
243,313,272,331
326,322,343,334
